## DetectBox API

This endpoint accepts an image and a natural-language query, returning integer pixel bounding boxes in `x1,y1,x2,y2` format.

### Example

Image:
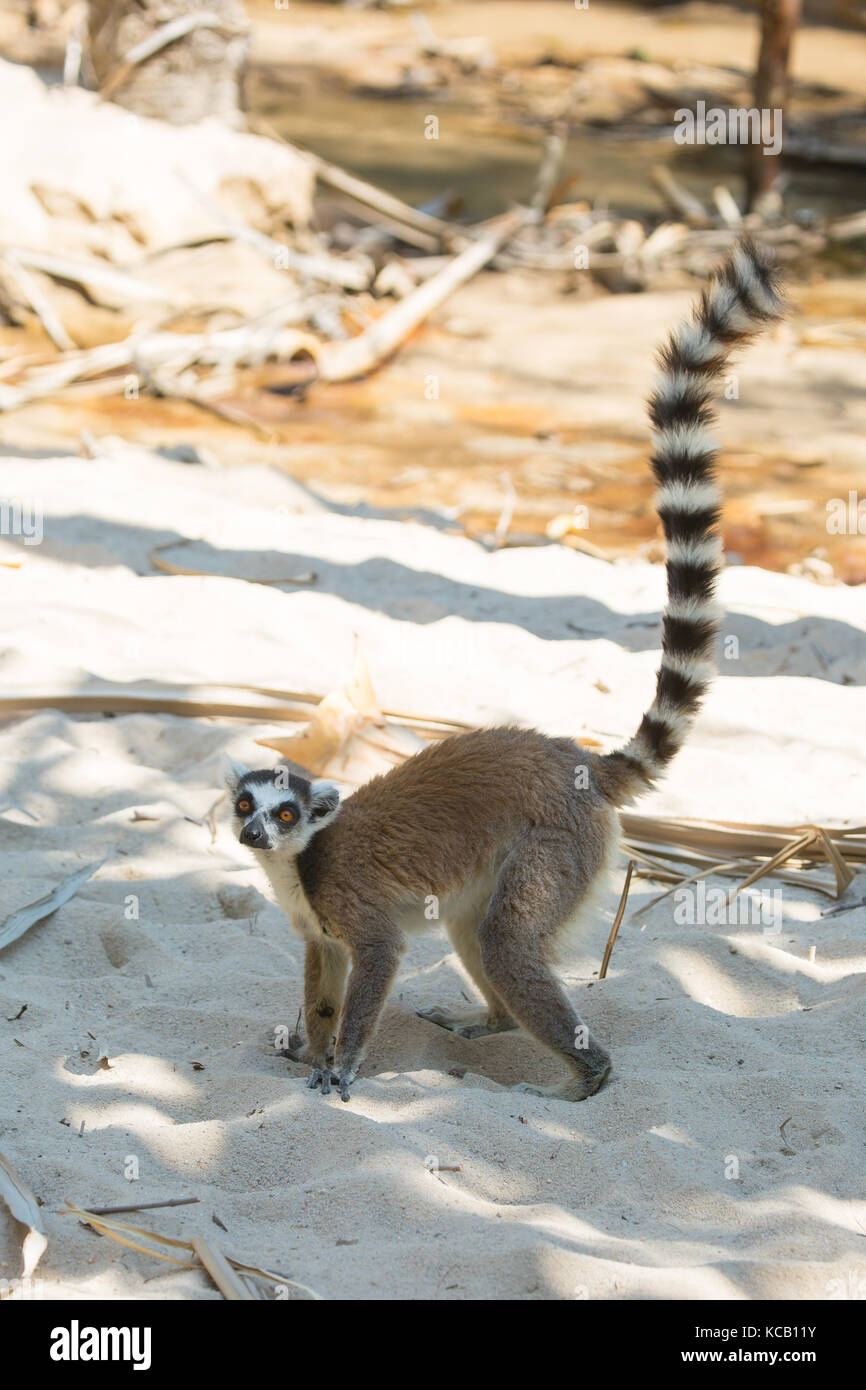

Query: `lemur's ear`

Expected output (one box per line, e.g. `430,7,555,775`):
309,780,340,823
222,755,250,793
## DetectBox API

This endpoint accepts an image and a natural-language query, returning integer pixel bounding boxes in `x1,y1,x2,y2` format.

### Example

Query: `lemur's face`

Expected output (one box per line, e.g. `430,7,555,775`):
225,760,340,855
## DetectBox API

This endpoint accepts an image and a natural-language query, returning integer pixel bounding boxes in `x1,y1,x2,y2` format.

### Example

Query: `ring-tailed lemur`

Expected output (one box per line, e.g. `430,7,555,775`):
226,240,785,1103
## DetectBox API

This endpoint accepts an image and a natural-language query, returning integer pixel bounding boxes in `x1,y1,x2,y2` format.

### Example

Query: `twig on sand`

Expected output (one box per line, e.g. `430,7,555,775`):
84,1197,201,1217
599,860,634,980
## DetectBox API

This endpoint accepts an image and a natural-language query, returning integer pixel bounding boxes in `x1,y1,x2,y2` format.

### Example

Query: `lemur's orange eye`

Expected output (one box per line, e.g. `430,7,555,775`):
280,809,294,823
237,798,251,813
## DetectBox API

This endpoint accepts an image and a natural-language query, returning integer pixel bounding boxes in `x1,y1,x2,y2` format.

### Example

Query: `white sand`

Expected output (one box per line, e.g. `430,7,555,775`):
0,450,864,1300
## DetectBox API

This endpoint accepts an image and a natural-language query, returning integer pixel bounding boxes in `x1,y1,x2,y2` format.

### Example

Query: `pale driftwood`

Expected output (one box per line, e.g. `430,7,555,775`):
530,124,567,223
651,167,713,227
310,152,460,247
317,209,530,383
5,247,167,304
0,322,320,413
638,220,690,263
712,185,743,228
100,10,249,102
827,209,866,242
251,117,461,251
63,9,85,87
183,183,374,290
0,252,75,351
410,11,493,69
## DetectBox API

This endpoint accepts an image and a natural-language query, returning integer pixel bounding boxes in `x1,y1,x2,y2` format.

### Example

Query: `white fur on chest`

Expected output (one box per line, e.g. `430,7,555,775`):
254,851,323,940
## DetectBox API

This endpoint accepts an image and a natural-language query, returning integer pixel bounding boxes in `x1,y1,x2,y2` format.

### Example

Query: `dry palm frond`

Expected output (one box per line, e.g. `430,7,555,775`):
0,1152,47,1283
256,637,429,783
0,679,471,739
62,1203,323,1301
620,814,862,909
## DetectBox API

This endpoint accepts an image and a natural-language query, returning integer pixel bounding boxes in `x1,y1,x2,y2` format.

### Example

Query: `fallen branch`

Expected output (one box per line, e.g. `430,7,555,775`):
651,167,713,227
317,208,530,382
84,1197,201,1217
182,180,374,291
0,252,75,351
249,116,463,252
4,247,168,305
0,321,320,413
530,123,567,223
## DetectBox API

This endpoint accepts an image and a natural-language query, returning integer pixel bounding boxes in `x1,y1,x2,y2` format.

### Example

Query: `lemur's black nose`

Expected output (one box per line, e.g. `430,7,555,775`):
240,822,266,848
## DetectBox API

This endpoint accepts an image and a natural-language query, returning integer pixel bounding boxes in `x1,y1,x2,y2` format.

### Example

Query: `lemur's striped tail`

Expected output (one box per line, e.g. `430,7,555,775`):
601,239,785,804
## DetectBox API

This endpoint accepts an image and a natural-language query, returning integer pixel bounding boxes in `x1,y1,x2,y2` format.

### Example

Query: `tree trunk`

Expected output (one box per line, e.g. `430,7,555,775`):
746,0,802,215
86,0,249,126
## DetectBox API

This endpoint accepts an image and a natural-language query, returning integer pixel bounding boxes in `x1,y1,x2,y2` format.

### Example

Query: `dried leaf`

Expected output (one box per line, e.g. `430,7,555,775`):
257,637,425,781
62,1203,322,1300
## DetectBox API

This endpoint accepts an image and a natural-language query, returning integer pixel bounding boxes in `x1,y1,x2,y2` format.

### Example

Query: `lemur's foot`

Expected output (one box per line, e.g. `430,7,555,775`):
306,1067,339,1096
336,1067,356,1103
306,1065,356,1101
280,1031,307,1061
416,1005,517,1040
513,1060,611,1103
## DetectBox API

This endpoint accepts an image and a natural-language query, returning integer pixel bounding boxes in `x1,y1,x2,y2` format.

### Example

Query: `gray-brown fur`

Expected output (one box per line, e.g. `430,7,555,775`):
226,241,785,1104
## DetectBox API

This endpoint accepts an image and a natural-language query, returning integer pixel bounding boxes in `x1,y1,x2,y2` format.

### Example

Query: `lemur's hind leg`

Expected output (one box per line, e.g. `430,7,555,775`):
417,905,517,1039
478,829,612,1101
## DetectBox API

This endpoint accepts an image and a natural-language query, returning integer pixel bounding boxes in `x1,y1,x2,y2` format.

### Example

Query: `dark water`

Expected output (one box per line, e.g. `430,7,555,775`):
261,90,866,224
